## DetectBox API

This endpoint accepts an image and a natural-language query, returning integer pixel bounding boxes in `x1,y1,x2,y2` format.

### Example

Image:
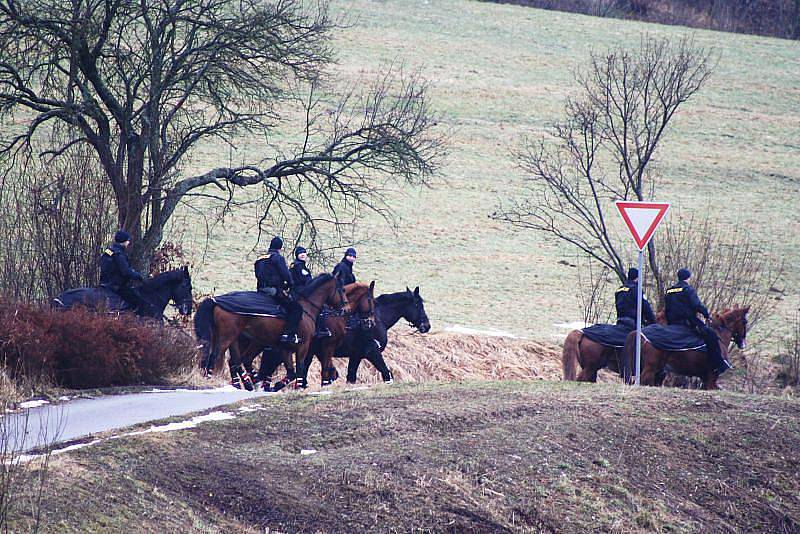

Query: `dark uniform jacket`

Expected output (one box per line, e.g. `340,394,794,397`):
615,281,656,325
332,259,356,285
664,280,710,327
290,260,313,287
255,250,293,291
99,243,144,290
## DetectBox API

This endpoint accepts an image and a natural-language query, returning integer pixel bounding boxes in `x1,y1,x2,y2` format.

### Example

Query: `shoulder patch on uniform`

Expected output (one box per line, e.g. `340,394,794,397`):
616,286,630,293
103,248,114,256
257,255,270,261
666,287,684,294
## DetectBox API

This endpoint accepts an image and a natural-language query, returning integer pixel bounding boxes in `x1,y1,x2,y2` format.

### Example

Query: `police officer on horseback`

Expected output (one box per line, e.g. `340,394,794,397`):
99,230,146,311
290,246,331,338
615,268,656,326
289,247,313,287
664,268,732,375
255,237,303,345
332,247,357,285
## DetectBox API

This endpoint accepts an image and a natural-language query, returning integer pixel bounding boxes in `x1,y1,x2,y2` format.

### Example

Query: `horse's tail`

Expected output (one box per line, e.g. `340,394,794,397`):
194,298,217,371
562,330,582,381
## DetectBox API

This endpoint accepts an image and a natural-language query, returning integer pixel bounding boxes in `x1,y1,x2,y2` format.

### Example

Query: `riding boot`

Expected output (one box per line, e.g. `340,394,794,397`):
701,325,731,375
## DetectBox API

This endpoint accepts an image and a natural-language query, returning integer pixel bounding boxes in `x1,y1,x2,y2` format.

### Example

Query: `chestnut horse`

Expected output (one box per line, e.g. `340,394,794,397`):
623,306,749,390
300,281,377,387
562,330,626,383
193,274,348,388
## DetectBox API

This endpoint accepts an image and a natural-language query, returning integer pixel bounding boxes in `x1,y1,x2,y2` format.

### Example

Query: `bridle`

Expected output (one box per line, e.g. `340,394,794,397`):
298,279,349,322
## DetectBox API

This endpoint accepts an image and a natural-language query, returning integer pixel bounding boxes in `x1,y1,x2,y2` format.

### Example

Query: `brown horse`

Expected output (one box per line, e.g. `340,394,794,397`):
306,281,376,387
562,330,625,383
240,282,376,389
624,306,749,390
193,274,348,388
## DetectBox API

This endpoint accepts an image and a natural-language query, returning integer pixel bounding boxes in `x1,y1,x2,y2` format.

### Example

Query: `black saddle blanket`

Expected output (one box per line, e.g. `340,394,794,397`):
212,291,285,318
642,324,707,352
581,320,635,348
54,286,129,311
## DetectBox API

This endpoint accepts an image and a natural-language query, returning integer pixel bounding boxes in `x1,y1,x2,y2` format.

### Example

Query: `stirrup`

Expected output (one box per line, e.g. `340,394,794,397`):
314,328,332,338
280,333,301,345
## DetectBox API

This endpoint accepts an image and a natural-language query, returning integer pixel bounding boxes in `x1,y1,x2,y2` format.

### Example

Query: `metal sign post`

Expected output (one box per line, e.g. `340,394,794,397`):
615,201,670,385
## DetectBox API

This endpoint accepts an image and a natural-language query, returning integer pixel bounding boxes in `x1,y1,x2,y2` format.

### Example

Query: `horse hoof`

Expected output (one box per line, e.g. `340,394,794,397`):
231,379,242,390
383,378,394,385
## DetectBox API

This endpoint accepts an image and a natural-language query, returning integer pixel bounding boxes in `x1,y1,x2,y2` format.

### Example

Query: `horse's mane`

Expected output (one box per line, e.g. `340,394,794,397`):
713,306,750,324
143,268,185,290
297,273,333,298
376,291,414,307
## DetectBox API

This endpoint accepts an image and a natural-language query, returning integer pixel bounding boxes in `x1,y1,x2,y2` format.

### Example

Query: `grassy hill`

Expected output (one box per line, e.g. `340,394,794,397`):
9,382,800,532
177,0,799,347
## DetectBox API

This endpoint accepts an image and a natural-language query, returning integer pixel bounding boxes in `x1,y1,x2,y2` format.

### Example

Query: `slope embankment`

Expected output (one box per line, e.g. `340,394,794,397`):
7,381,798,532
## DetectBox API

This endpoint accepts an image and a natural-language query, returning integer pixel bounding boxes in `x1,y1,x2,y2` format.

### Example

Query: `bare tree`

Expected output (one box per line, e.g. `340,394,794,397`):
492,36,713,295
0,0,443,269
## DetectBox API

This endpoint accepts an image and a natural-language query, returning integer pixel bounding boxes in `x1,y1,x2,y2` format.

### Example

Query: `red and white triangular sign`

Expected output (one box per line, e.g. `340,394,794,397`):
615,201,670,250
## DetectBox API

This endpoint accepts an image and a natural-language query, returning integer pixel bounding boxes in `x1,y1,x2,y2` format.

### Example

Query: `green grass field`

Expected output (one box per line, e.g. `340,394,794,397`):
178,0,800,344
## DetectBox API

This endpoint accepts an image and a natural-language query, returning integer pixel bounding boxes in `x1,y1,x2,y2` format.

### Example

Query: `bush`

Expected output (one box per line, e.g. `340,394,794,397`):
0,301,198,390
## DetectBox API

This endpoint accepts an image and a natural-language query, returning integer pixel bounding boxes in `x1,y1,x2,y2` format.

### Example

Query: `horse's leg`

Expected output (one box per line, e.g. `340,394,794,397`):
639,344,664,386
575,339,600,383
346,356,362,384
365,349,393,383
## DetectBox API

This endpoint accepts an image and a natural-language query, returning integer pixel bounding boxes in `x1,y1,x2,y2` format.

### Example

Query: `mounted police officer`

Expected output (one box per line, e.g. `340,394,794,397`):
332,247,357,285
615,267,656,326
290,246,331,337
254,237,303,345
99,230,146,311
664,268,732,375
289,247,313,288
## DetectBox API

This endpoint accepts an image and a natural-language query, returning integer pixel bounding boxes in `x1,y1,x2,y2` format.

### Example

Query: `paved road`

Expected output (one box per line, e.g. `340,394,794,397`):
2,388,272,453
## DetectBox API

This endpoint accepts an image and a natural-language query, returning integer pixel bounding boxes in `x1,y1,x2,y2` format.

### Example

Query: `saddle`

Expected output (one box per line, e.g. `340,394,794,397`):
641,324,707,352
581,318,636,349
211,291,286,318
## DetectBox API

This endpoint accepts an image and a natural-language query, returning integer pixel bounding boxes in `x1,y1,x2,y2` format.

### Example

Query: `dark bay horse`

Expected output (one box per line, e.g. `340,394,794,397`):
624,306,749,390
52,266,193,319
304,286,432,385
193,274,348,388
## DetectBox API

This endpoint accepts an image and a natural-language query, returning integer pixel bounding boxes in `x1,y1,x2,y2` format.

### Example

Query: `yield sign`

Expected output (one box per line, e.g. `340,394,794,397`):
615,201,670,250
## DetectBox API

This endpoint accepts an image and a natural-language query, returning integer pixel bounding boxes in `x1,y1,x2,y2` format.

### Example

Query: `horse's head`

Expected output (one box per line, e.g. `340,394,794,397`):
715,306,750,350
345,281,377,329
170,266,193,315
329,273,350,312
402,286,431,333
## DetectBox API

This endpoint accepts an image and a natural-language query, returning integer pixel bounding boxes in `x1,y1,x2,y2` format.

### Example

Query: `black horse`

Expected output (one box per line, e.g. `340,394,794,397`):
262,286,429,385
52,266,193,320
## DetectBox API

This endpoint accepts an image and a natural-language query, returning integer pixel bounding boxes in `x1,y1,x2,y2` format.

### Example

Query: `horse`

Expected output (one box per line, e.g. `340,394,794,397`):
303,286,432,385
51,266,194,320
623,306,749,390
193,274,348,390
562,330,625,383
237,282,377,389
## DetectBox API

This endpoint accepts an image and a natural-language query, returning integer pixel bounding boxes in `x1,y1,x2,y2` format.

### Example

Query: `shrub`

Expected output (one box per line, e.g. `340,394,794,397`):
0,301,198,390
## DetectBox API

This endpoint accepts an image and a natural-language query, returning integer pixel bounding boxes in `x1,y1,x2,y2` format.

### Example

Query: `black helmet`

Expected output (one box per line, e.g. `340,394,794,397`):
677,268,691,281
269,236,283,251
627,268,638,282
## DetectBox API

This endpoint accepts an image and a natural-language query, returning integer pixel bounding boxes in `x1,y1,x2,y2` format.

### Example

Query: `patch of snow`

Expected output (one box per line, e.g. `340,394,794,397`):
554,321,588,330
237,405,265,413
445,325,520,339
19,400,49,409
58,396,71,401
15,439,102,464
125,411,235,436
300,449,317,456
347,386,370,391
